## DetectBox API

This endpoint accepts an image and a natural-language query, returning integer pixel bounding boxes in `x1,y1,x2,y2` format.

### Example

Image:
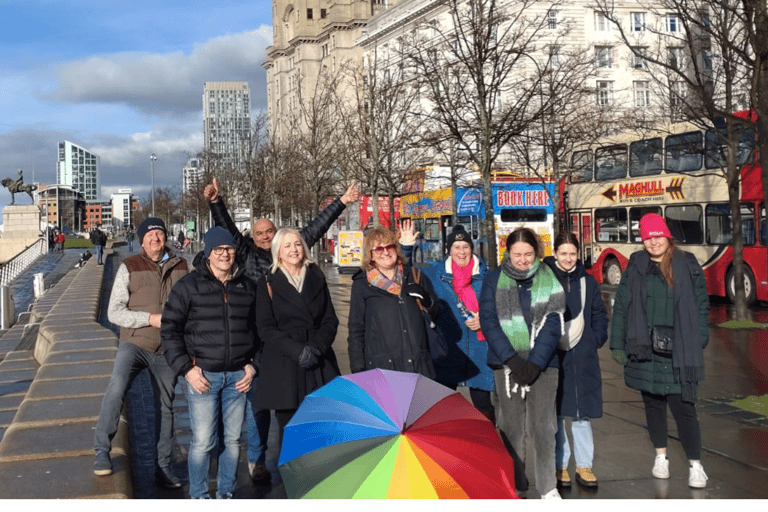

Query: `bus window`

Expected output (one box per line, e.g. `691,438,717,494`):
665,131,703,172
705,126,756,169
499,208,547,223
571,150,593,182
595,208,628,242
706,203,756,245
629,138,663,177
666,205,703,243
629,206,662,242
595,145,628,180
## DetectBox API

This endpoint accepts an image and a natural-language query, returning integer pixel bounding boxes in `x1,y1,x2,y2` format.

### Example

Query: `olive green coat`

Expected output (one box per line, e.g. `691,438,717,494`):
609,256,709,396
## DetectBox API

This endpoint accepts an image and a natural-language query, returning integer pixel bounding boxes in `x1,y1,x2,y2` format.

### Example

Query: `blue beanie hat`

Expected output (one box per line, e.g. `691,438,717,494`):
204,226,237,258
137,217,166,243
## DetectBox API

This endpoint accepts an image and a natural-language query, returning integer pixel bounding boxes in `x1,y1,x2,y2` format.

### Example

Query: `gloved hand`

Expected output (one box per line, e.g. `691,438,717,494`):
402,282,432,307
611,349,628,367
504,355,541,386
298,346,321,369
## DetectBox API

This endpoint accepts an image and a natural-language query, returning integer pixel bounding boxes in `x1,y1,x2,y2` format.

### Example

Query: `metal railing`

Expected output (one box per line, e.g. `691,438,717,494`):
0,238,47,288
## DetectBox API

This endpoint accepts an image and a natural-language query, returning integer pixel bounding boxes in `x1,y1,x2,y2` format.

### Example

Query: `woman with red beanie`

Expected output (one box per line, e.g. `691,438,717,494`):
609,213,710,488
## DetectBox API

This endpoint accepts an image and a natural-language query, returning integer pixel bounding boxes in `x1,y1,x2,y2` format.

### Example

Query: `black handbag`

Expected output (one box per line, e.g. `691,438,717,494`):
411,268,448,360
651,325,674,355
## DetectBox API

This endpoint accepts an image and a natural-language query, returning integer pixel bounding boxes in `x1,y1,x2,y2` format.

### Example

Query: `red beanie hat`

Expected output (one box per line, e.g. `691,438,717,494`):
639,213,672,241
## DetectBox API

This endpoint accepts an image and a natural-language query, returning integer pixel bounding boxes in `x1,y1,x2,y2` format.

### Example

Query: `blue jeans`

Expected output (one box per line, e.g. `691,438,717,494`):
246,379,270,465
556,417,594,469
96,244,104,264
94,342,177,467
187,369,247,499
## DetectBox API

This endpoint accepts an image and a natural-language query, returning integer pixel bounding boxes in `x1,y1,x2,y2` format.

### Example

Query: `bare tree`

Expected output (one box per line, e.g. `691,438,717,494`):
402,0,556,267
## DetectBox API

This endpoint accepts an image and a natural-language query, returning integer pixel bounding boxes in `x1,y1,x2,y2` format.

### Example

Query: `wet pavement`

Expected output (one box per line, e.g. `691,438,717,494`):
98,245,768,499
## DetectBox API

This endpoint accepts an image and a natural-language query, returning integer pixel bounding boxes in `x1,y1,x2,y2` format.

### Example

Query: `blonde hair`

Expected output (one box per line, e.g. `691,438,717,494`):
270,228,313,273
361,226,407,271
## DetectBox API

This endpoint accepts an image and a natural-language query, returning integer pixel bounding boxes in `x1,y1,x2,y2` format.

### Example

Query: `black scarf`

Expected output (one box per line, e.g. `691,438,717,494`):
624,250,705,403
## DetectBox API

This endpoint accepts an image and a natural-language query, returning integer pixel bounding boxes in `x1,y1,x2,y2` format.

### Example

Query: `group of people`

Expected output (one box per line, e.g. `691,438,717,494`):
48,230,65,252
92,173,710,499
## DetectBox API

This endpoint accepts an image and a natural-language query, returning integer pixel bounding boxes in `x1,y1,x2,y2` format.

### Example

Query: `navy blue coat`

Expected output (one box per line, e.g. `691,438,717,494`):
479,266,561,372
421,255,494,391
543,257,608,419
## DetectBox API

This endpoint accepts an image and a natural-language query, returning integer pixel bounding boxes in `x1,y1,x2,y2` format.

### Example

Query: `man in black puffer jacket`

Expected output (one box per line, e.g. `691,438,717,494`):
202,177,360,482
161,227,258,499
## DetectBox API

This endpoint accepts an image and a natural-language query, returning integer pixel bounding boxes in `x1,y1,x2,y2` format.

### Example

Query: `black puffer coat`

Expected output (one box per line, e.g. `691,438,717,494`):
348,267,439,379
161,259,258,376
210,198,346,283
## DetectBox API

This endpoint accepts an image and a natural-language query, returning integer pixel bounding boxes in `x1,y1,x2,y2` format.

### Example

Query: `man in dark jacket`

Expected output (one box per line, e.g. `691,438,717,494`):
202,177,359,482
90,226,107,265
161,226,258,499
94,217,188,488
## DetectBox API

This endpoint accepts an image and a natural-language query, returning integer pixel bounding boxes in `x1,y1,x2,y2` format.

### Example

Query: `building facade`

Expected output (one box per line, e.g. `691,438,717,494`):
36,184,85,233
57,140,101,201
202,82,252,172
110,189,135,230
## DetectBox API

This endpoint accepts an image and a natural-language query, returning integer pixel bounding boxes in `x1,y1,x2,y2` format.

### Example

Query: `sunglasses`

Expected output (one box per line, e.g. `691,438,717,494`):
372,244,397,255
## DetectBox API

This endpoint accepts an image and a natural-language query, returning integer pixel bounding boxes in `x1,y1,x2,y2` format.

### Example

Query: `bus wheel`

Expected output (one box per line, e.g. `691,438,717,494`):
604,258,622,286
726,266,756,306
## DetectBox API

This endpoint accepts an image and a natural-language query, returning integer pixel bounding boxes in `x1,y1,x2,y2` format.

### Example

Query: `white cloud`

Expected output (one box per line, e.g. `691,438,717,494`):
49,27,273,115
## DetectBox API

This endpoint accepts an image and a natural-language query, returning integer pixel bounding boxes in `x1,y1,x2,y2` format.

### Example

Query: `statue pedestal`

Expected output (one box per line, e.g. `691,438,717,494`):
0,205,43,264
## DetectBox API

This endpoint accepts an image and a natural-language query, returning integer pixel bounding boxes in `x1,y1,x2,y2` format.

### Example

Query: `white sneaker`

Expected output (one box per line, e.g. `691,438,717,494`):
541,488,562,499
688,461,708,488
652,454,670,479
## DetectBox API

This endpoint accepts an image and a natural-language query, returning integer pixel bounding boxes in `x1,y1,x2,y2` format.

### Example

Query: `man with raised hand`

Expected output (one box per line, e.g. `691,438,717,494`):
202,177,360,483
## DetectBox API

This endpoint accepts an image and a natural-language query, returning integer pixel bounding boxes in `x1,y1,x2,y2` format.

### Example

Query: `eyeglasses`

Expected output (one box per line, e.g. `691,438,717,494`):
372,244,397,255
212,246,235,255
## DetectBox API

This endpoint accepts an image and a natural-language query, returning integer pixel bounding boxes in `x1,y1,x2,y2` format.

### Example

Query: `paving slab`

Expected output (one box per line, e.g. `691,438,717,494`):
0,369,38,384
0,419,126,460
27,375,110,400
12,395,102,426
34,361,113,380
47,338,117,352
43,348,116,365
0,393,25,410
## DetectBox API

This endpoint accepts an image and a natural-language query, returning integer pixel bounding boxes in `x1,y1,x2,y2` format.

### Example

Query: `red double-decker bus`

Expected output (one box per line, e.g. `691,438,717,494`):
565,112,763,303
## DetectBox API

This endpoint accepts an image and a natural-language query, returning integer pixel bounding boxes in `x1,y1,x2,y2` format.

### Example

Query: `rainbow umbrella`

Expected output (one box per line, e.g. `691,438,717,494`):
278,369,518,499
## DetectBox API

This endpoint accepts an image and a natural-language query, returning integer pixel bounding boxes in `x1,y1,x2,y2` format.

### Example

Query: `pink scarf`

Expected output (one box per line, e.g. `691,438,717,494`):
452,259,485,341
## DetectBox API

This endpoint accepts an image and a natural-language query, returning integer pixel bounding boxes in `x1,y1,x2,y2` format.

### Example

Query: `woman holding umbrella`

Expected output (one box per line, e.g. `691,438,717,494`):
348,221,439,379
543,232,608,489
421,224,495,421
479,227,565,499
610,213,709,488
254,228,340,446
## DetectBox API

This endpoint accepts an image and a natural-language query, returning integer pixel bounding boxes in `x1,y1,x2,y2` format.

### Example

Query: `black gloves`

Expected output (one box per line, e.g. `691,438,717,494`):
402,282,432,307
504,355,542,386
298,346,321,369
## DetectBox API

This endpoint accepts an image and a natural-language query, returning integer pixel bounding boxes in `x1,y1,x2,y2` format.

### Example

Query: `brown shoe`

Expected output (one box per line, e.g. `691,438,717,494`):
575,467,598,488
556,469,571,488
249,463,271,483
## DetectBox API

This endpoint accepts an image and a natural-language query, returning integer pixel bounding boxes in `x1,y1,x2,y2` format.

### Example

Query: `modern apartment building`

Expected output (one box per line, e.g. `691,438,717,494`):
110,189,135,230
182,156,204,196
57,140,101,201
202,81,252,172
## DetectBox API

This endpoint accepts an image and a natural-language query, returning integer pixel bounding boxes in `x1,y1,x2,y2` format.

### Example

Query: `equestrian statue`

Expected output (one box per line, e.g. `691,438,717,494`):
2,170,37,205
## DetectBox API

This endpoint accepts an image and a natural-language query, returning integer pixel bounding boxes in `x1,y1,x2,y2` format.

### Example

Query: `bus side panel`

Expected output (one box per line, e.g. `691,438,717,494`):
743,247,768,302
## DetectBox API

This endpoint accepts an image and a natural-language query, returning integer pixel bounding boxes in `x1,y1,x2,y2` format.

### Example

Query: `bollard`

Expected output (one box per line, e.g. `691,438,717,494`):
0,285,15,330
34,273,45,299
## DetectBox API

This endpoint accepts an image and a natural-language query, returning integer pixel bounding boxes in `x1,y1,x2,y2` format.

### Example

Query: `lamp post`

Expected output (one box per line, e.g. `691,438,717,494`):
150,153,157,217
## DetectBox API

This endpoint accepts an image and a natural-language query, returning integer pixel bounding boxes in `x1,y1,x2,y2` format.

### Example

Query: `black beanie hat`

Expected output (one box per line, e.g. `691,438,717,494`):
446,225,473,252
137,217,167,244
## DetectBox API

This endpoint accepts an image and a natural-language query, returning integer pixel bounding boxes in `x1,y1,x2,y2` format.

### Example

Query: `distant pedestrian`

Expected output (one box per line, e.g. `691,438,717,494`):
90,227,107,265
479,227,565,499
93,217,188,489
126,230,135,252
610,213,709,488
56,232,65,251
162,226,258,499
543,233,608,489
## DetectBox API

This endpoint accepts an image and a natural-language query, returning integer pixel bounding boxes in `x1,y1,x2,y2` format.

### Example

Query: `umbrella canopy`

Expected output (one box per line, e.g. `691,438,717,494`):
278,369,518,499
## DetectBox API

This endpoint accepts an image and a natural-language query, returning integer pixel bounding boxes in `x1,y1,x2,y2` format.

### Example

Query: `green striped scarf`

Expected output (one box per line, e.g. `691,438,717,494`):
496,257,565,353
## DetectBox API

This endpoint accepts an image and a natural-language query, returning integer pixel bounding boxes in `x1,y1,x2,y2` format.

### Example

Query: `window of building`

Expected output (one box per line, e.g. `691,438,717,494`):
633,80,651,107
549,45,561,67
321,8,327,18
668,47,684,71
547,10,559,29
597,81,613,106
595,46,613,68
666,14,680,32
631,47,647,69
630,12,646,32
307,8,313,20
594,12,611,32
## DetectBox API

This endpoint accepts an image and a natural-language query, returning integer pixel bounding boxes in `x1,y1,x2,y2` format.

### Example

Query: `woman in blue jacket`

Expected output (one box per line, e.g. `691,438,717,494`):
479,227,565,499
422,225,494,421
543,233,608,489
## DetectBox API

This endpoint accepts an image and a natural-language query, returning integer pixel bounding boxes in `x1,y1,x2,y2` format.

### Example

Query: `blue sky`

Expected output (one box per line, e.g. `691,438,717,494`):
0,0,272,211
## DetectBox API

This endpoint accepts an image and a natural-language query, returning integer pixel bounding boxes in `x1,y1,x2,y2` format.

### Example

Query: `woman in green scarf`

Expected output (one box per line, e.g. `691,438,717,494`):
479,228,565,499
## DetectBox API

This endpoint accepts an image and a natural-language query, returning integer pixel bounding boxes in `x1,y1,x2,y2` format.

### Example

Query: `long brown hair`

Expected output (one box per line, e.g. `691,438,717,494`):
657,238,677,287
361,226,407,271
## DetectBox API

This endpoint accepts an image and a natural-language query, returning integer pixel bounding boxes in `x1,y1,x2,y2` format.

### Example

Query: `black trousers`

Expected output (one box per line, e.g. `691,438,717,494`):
641,391,701,460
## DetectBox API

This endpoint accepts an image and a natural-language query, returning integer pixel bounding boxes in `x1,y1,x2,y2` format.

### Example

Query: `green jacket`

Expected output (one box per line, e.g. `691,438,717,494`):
609,255,709,396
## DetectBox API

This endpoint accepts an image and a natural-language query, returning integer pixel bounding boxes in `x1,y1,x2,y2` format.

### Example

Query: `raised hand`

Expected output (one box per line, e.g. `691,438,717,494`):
397,218,420,246
203,177,220,203
340,180,361,205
